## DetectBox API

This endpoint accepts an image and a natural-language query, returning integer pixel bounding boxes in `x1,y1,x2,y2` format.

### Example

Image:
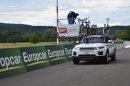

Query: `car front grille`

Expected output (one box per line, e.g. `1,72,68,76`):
80,47,94,51
79,55,96,57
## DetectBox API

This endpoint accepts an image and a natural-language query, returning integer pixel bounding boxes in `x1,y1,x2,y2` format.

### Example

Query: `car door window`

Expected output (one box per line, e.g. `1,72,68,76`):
105,36,110,43
79,37,85,43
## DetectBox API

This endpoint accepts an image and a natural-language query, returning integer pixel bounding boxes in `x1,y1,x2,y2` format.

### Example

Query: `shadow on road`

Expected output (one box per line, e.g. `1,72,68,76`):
77,57,130,65
78,59,119,65
79,60,105,65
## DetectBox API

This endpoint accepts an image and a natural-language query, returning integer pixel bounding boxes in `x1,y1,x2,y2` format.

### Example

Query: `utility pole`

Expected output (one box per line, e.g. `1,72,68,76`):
106,18,109,25
106,18,110,34
56,0,59,44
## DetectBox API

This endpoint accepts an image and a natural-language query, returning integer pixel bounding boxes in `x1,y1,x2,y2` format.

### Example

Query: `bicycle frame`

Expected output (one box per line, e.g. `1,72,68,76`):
78,18,91,36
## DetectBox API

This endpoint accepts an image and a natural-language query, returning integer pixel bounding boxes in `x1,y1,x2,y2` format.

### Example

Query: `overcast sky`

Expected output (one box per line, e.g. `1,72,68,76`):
0,0,130,27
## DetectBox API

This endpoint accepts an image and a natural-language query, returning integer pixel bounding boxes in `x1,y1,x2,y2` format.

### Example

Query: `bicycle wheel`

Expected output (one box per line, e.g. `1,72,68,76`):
80,25,84,36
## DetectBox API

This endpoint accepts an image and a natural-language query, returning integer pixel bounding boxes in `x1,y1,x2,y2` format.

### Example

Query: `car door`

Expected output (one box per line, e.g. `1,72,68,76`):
105,36,113,55
109,37,115,55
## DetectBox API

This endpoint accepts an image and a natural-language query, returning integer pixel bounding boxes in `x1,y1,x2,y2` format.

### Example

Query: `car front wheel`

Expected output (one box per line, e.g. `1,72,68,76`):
103,52,109,64
73,57,80,64
111,50,116,61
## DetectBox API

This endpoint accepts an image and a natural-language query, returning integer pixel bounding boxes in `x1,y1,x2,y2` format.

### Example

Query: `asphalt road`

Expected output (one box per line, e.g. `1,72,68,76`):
0,48,130,86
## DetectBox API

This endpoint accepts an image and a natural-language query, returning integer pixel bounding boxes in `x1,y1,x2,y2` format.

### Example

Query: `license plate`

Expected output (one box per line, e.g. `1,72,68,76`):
84,52,90,54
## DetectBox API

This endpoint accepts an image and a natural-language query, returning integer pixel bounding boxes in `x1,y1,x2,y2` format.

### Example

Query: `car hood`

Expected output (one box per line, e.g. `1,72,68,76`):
75,43,107,48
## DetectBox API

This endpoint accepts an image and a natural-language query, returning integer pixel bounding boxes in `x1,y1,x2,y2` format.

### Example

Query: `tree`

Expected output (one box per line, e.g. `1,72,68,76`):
14,34,23,42
116,30,122,39
7,37,12,43
7,36,17,44
41,29,56,42
23,34,30,42
18,35,23,42
29,33,40,44
121,31,127,40
35,32,42,39
0,31,8,43
116,26,130,41
12,37,17,44
125,27,130,40
50,29,56,42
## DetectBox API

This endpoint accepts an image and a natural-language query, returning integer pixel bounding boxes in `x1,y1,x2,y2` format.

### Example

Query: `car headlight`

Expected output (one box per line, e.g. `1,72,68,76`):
74,47,80,50
98,46,104,49
94,46,104,50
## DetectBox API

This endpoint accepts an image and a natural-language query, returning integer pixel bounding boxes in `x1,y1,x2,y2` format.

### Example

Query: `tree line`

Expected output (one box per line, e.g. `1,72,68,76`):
0,23,57,43
0,29,56,43
0,22,130,43
116,26,130,41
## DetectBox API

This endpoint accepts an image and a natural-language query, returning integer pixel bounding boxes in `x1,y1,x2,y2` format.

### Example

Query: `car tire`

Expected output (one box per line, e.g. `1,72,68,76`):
103,52,109,64
111,50,116,61
73,57,80,64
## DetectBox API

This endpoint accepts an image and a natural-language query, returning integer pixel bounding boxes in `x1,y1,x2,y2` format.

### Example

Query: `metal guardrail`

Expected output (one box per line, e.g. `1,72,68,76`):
124,41,130,48
114,41,130,50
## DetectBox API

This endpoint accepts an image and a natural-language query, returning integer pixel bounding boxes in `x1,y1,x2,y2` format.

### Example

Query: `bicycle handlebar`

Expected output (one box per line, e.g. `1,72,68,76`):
78,18,90,24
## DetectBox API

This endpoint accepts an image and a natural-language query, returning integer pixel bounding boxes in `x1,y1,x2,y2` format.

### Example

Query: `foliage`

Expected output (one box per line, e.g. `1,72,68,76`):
0,23,56,43
116,30,122,38
0,31,8,43
41,29,56,42
125,27,130,40
29,33,40,44
98,25,128,34
23,34,30,42
113,40,123,44
0,23,56,33
0,42,56,49
116,26,130,41
1,22,130,42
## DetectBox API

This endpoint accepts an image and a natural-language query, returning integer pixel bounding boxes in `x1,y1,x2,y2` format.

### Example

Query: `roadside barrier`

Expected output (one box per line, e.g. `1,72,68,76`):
114,42,125,50
19,46,51,72
0,48,26,79
45,45,68,65
1,42,128,79
123,41,130,48
63,44,75,61
0,44,76,79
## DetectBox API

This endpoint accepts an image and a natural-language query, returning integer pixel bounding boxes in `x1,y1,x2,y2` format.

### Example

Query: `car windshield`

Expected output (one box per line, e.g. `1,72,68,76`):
79,37,105,43
86,37,104,43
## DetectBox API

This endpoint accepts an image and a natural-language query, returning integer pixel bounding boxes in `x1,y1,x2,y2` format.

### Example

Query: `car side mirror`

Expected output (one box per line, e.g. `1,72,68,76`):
73,42,76,44
108,40,112,43
73,41,79,44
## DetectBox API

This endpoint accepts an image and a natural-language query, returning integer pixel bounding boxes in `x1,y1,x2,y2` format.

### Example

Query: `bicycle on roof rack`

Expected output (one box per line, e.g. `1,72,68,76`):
84,18,91,36
78,17,99,37
103,24,110,35
78,17,91,36
91,24,97,35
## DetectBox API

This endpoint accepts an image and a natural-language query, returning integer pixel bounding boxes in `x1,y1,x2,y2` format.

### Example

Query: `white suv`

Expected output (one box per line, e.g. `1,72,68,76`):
72,35,116,64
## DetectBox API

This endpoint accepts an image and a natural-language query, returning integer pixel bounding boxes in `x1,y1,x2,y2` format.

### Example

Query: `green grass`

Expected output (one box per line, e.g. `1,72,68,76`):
113,40,124,44
0,40,124,49
0,42,58,49
0,42,67,49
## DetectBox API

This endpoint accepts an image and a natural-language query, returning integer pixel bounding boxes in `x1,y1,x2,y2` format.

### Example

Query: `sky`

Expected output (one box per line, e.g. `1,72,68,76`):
0,0,130,27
